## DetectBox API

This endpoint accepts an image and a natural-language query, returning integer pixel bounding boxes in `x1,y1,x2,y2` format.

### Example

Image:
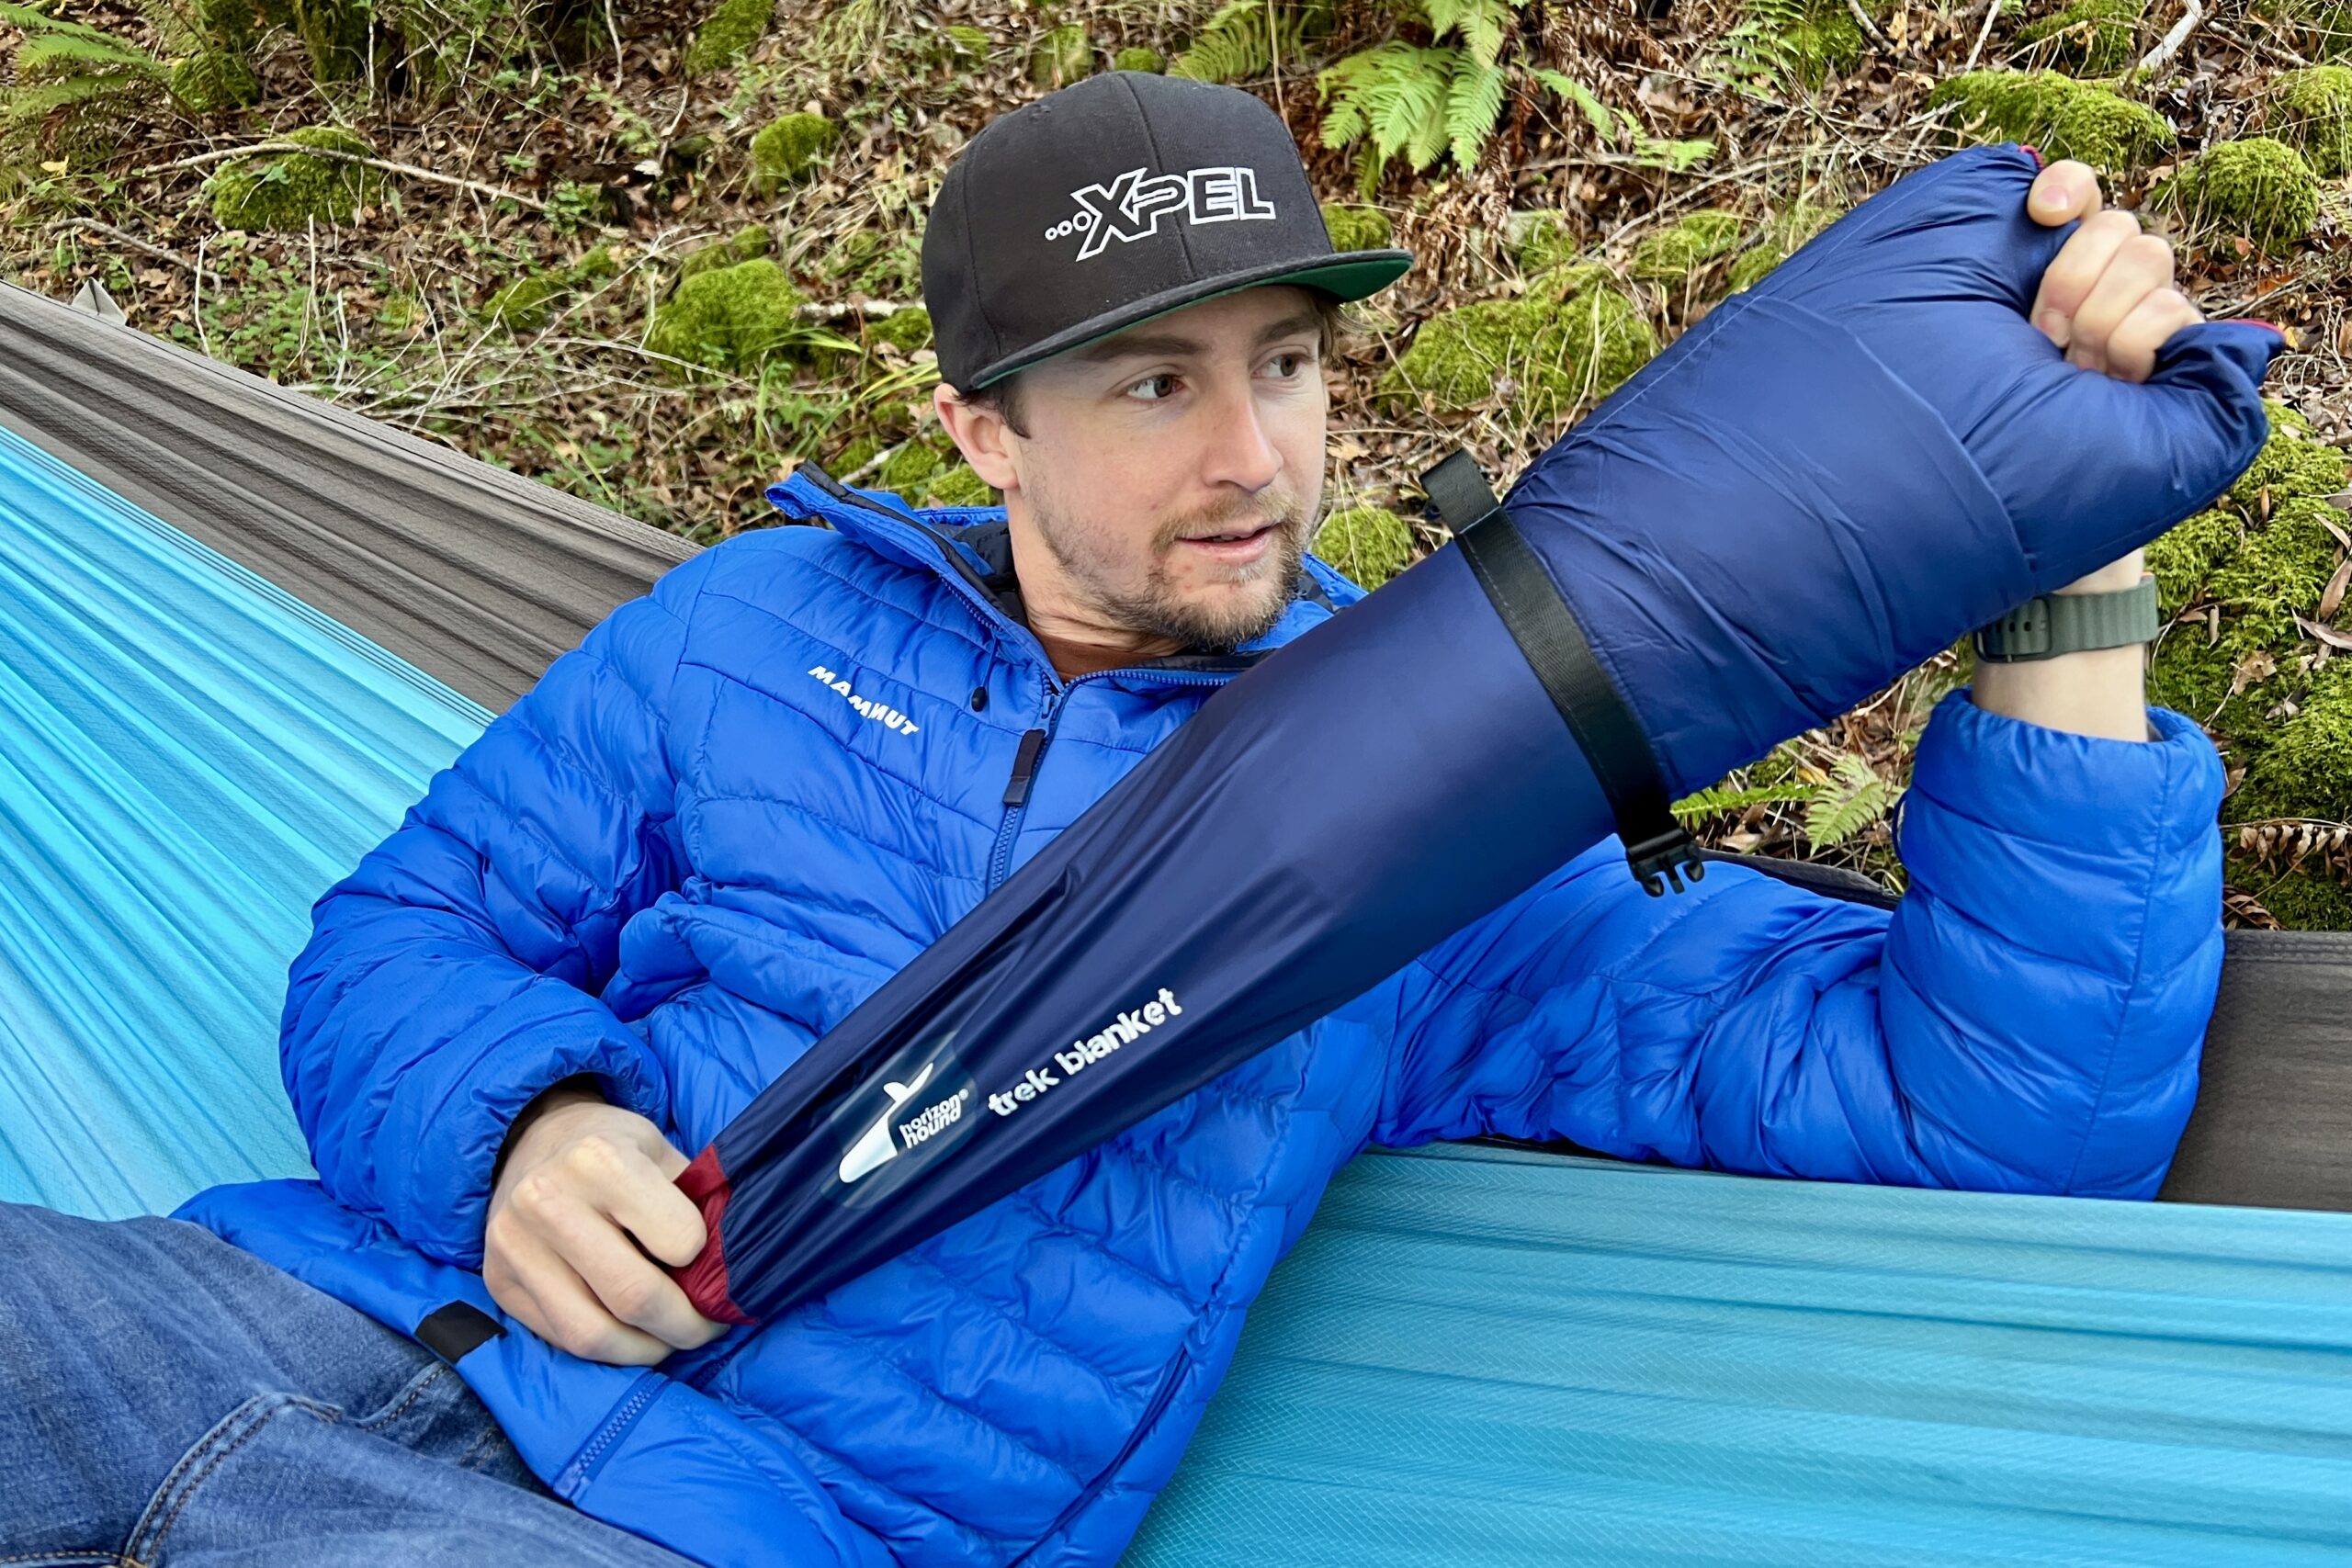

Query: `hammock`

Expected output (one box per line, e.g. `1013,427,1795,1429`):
0,277,2346,1561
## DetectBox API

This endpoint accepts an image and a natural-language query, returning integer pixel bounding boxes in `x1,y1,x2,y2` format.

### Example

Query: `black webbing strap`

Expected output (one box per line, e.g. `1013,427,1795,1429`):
1422,449,1701,897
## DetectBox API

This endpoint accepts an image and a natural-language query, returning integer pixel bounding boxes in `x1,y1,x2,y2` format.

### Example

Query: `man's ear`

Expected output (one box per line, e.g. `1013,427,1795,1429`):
933,384,1020,494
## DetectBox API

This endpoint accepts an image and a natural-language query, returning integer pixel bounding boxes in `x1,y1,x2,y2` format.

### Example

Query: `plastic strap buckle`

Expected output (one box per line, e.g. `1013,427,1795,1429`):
1420,449,1702,898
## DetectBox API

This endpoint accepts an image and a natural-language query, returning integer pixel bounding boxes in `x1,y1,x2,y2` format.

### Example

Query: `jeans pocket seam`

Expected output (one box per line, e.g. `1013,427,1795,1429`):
124,1393,330,1564
351,1362,449,1434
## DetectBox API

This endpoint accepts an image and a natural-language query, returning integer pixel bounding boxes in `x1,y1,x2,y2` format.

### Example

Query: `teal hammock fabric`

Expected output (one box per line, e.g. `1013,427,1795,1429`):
1132,1144,2352,1566
0,416,2347,1562
0,423,485,1216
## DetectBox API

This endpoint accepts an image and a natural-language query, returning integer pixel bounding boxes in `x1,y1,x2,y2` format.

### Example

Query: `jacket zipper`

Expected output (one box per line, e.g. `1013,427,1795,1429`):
1012,1345,1196,1564
982,664,1233,893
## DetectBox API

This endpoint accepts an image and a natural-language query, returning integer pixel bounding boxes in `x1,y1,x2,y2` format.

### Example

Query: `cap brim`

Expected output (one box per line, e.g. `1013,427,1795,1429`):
964,249,1413,391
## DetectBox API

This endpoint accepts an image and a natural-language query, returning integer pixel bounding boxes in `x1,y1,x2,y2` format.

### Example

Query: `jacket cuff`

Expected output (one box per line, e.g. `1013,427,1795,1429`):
1897,691,2222,970
378,983,671,1267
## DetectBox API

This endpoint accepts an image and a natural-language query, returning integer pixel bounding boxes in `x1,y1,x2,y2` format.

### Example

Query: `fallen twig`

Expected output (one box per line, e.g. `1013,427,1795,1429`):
138,141,556,215
43,218,197,270
795,299,922,320
1845,0,1892,51
1963,0,2004,73
2137,0,2206,74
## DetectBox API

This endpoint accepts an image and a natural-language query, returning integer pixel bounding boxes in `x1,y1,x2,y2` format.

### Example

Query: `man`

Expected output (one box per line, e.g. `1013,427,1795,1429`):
0,72,2224,1566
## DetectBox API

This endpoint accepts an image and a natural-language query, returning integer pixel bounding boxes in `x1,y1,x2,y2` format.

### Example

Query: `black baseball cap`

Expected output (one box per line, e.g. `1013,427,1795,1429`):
921,71,1414,394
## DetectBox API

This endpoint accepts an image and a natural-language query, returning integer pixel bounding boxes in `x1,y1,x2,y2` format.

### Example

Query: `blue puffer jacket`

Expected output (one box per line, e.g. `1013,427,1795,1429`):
180,470,2226,1567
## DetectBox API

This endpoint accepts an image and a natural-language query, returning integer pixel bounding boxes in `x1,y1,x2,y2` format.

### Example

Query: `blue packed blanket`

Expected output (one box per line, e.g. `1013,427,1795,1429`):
670,144,2281,1325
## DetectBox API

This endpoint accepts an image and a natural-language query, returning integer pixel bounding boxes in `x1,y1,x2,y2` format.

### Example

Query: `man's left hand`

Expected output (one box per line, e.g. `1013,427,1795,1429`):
2022,158,2205,385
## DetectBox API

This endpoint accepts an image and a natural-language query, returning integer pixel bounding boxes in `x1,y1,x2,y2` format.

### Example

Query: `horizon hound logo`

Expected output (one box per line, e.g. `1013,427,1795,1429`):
1044,166,1278,261
837,1062,975,1186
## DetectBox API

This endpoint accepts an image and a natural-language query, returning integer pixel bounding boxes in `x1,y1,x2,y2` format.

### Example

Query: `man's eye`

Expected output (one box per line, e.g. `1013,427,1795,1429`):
1262,352,1309,379
1127,373,1182,401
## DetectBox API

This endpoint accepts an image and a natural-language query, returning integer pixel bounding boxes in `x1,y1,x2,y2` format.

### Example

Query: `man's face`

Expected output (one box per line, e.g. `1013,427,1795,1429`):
958,287,1329,654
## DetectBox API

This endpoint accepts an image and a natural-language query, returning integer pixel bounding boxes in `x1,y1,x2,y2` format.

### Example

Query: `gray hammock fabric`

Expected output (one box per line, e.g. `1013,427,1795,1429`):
0,279,2343,1215
0,281,690,712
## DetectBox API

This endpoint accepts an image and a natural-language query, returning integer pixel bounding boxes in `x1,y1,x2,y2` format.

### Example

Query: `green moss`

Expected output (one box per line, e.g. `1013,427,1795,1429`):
1378,288,1655,423
2150,136,2323,252
680,224,775,280
1112,45,1165,73
1726,243,1785,292
486,272,567,330
832,434,883,475
868,306,933,354
1525,260,1612,303
1513,209,1582,276
1320,202,1392,252
2272,65,2352,177
1783,11,1865,85
167,49,261,113
685,0,774,74
1929,70,2175,171
2017,0,2149,73
1555,288,1657,397
1630,210,1745,283
2143,408,2352,926
208,126,378,231
944,25,990,60
1315,505,1415,589
877,438,947,495
488,245,623,332
921,466,996,507
1031,24,1091,87
288,0,368,81
2244,670,2352,820
750,114,839,194
2226,855,2352,930
647,258,807,372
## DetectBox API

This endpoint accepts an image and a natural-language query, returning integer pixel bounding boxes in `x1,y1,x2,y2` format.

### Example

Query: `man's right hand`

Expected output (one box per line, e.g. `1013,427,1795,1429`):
484,1082,729,1365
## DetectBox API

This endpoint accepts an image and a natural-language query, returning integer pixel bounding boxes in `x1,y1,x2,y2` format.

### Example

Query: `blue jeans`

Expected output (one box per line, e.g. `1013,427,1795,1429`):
0,1201,695,1566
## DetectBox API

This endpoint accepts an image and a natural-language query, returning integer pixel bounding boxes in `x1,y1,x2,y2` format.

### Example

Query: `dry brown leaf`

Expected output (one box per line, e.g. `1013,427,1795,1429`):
2297,615,2352,650
2231,647,2278,694
2317,557,2352,621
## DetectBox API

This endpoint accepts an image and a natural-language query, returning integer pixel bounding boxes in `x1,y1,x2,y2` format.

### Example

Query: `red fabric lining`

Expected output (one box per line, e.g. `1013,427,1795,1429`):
674,1144,754,1325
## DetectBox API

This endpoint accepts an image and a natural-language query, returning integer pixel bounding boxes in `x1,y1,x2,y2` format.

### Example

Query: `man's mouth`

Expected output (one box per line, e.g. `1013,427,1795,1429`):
1185,522,1279,545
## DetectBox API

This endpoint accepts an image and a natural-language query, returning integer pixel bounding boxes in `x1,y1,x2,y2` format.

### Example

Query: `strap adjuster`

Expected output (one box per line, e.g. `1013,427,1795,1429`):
1623,824,1705,897
1422,448,1701,898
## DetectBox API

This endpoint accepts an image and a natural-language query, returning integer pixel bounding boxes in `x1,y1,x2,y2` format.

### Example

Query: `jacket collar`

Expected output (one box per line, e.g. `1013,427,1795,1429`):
764,466,1358,679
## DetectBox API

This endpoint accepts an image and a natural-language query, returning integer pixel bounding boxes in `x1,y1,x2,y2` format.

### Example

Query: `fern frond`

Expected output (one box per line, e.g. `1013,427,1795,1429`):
1172,0,1329,85
1317,40,1453,175
1532,69,1618,142
1670,780,1815,825
18,33,166,75
1423,0,1516,69
1804,755,1896,847
1443,54,1507,171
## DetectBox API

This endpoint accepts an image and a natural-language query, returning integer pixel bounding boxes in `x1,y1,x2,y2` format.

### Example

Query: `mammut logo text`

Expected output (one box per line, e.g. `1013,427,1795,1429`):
809,665,919,737
1045,168,1276,261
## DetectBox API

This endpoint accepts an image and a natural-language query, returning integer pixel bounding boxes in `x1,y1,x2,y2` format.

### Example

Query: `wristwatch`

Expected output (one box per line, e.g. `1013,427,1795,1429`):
1973,575,2160,662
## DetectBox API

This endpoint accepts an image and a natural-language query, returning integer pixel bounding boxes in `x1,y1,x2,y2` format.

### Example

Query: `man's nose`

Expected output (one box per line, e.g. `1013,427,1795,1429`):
1198,379,1283,495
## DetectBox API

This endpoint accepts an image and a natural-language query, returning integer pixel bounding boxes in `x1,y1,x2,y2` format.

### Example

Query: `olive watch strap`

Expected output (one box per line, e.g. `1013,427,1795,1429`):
1973,575,2160,663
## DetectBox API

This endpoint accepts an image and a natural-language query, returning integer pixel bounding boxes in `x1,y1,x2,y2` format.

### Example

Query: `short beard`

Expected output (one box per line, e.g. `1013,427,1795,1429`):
1030,489,1313,655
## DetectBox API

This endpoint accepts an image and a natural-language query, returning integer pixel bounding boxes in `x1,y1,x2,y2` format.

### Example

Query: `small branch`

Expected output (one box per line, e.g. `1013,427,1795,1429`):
138,141,553,214
1845,0,1892,50
43,218,196,270
2137,0,2205,74
1963,0,2004,73
794,299,922,321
